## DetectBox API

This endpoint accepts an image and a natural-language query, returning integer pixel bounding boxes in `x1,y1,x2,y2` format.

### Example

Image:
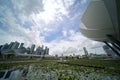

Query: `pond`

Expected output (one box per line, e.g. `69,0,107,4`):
0,62,120,80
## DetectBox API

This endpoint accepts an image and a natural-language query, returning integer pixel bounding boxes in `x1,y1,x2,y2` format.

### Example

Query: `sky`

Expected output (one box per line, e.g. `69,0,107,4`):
0,0,105,56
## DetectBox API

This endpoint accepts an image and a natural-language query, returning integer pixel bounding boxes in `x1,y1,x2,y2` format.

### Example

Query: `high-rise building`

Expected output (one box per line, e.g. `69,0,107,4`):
35,46,40,55
26,47,30,54
41,45,44,49
46,47,49,55
19,43,24,49
44,47,47,55
11,41,19,49
1,43,9,50
44,46,49,55
30,44,35,54
8,42,14,49
0,41,49,56
83,47,88,57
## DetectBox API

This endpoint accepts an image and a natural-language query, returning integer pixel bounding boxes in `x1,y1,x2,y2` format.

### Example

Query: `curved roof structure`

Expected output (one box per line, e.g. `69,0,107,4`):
80,0,120,42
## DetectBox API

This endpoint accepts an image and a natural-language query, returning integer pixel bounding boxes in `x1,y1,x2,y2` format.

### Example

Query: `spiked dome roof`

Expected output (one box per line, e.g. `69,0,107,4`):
80,0,120,42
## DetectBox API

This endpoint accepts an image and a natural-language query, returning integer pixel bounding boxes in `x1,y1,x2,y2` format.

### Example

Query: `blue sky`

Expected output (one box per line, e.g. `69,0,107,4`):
0,0,105,56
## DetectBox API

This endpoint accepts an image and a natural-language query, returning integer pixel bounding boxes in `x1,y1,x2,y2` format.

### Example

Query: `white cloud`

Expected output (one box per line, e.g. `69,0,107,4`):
45,30,105,56
0,4,44,46
0,29,26,45
0,0,105,56
11,0,44,23
69,29,75,36
81,0,87,4
11,0,70,24
0,0,74,45
63,0,75,9
62,30,67,37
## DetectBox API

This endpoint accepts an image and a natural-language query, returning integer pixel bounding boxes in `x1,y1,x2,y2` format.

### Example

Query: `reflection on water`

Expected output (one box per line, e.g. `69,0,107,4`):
0,63,120,80
0,67,28,80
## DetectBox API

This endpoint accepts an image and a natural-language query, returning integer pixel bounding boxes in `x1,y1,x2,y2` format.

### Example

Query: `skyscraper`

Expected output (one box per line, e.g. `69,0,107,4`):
44,46,47,55
35,46,40,55
11,41,19,49
26,47,30,54
8,42,14,49
19,43,24,49
83,47,88,57
30,44,35,54
1,43,9,50
46,47,49,55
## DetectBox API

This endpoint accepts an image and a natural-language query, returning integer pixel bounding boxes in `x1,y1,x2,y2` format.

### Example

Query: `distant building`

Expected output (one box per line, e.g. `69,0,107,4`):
44,47,49,55
30,44,35,54
0,41,49,58
26,47,30,54
1,43,9,50
83,47,88,57
19,43,24,49
35,46,41,55
8,42,14,49
11,41,19,49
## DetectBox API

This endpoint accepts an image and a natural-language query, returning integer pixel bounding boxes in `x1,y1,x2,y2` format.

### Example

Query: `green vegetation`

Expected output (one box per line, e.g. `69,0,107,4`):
0,59,120,80
0,57,36,61
59,59,120,75
63,59,120,69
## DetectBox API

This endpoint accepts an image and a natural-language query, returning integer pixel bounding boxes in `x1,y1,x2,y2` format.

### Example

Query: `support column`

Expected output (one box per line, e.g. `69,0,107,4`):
104,41,120,57
111,43,120,51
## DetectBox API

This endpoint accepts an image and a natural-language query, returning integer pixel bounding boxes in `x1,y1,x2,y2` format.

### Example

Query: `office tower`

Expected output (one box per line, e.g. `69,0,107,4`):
26,47,30,54
83,47,88,57
19,43,24,49
1,43,9,50
30,44,35,54
39,47,42,55
8,42,14,49
46,48,49,55
11,41,19,49
41,45,44,50
44,46,47,55
35,46,41,55
45,47,49,55
39,45,44,55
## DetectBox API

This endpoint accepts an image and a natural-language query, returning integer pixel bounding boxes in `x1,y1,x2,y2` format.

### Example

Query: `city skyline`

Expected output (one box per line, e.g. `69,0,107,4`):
0,41,49,57
0,0,105,56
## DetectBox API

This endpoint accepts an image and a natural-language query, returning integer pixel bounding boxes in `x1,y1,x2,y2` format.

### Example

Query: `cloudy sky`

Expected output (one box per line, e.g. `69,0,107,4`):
0,0,105,56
